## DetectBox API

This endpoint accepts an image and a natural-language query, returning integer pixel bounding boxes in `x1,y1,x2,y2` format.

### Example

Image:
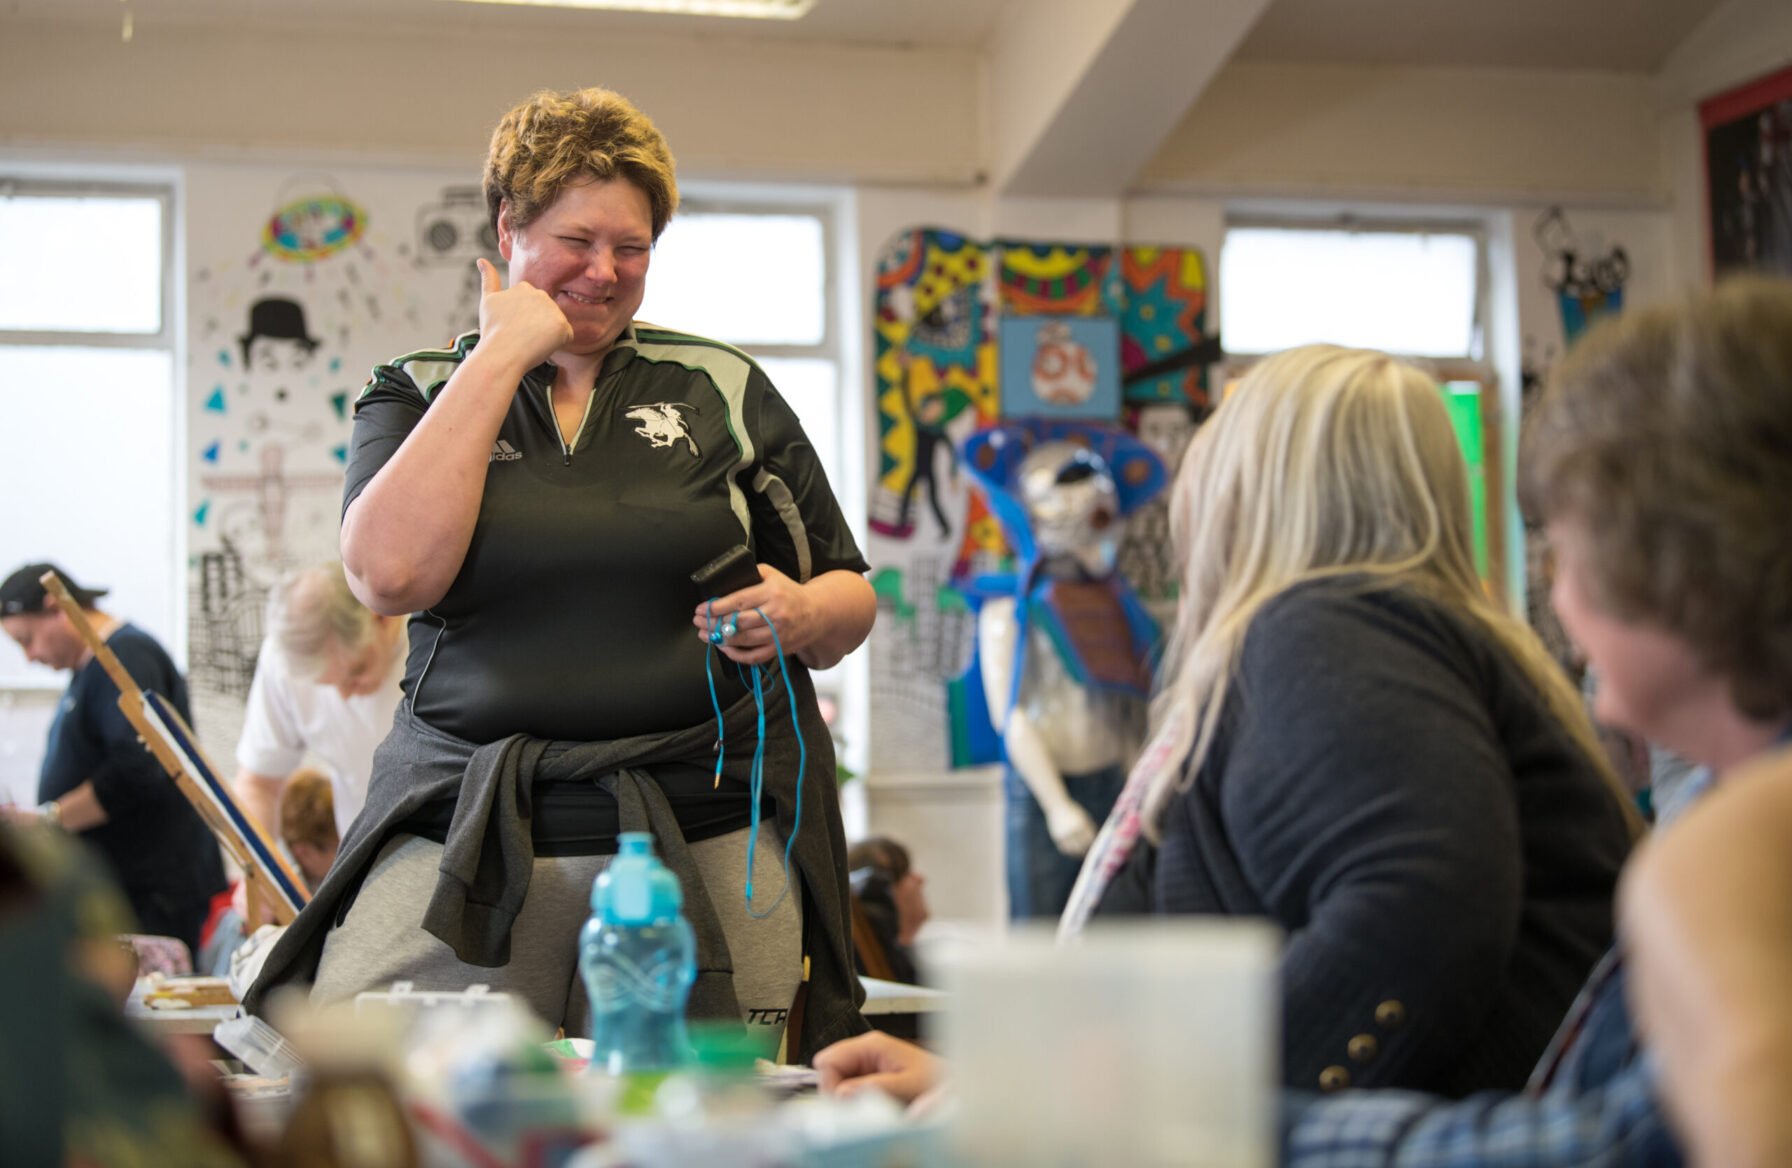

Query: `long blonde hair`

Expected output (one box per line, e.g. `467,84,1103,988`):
1138,344,1633,837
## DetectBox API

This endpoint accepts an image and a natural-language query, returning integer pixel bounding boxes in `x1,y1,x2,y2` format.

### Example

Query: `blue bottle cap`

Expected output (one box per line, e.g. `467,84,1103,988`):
590,832,685,925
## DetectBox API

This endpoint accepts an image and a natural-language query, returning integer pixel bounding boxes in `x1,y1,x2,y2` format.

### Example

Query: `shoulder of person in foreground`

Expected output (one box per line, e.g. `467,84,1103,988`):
0,821,246,1165
1622,743,1792,1168
1280,1053,1677,1168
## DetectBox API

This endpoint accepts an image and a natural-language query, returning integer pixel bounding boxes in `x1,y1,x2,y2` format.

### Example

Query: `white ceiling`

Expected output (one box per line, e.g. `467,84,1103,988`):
10,0,1730,70
1231,0,1729,72
10,0,1014,49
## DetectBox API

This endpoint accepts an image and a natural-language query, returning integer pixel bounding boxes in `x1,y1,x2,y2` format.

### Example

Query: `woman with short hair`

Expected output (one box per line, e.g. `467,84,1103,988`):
246,88,875,1060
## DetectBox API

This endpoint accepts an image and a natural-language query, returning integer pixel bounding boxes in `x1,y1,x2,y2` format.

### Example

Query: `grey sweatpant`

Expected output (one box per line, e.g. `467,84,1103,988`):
311,824,803,1045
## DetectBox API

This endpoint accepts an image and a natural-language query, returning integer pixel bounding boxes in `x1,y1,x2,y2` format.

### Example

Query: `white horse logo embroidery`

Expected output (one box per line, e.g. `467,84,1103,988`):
625,402,699,457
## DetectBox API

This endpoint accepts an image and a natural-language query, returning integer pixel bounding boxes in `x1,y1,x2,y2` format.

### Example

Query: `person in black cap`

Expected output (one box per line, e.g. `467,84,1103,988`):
0,562,227,958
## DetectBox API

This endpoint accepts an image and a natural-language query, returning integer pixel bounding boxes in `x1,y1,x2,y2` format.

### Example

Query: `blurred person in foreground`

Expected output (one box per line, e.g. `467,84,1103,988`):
1623,746,1792,1168
0,817,243,1165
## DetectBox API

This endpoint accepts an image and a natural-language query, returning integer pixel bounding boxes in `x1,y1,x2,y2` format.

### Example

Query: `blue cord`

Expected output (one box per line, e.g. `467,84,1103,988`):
701,605,805,919
703,599,728,785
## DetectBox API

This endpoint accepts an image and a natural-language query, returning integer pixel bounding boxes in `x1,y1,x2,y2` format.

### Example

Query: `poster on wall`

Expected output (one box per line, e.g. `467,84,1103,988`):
865,226,1211,774
998,316,1120,419
1702,61,1792,277
1519,205,1637,688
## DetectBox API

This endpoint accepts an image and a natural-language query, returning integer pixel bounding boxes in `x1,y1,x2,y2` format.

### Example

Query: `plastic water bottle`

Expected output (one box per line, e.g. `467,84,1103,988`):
580,832,696,1090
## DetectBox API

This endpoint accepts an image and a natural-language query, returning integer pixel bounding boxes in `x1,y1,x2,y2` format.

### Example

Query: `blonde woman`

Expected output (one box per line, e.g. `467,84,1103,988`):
1063,345,1639,1097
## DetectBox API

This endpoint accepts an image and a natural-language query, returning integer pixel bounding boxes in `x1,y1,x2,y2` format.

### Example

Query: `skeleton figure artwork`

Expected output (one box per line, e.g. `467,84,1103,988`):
959,420,1166,919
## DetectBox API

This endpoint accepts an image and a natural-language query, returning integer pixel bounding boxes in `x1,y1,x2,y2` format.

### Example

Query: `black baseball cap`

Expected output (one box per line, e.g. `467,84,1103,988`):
0,562,110,617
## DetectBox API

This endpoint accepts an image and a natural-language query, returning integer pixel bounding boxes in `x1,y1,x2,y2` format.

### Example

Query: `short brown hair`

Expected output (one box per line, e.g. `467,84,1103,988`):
1520,276,1792,721
278,769,339,856
483,87,678,242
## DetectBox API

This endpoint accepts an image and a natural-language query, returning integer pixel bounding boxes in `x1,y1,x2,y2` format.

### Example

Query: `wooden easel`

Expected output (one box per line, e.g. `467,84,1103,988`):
41,570,309,926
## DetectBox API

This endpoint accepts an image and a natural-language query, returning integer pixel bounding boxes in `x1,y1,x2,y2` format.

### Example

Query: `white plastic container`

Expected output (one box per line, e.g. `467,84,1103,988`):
941,919,1280,1168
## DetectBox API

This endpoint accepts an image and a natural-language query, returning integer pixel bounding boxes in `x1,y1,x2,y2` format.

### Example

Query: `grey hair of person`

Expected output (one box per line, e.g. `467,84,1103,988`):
1520,275,1792,724
265,561,378,682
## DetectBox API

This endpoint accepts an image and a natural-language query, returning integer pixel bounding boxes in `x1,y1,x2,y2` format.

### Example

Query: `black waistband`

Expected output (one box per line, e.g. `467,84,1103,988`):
394,761,764,857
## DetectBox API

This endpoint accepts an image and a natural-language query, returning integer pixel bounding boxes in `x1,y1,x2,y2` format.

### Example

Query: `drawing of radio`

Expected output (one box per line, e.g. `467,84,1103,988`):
416,186,500,265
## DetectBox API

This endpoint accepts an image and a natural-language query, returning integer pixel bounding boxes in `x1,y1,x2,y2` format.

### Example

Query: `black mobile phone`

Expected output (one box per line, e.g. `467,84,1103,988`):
691,544,761,600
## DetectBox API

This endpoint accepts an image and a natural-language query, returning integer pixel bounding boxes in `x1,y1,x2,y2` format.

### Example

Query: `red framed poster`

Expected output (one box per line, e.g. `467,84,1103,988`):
1701,62,1792,278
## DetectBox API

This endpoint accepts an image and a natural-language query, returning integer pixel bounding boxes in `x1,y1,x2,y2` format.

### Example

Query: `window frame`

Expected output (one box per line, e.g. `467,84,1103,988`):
0,178,182,689
1220,213,1491,362
643,189,867,771
660,195,845,491
656,195,840,358
1216,214,1507,605
0,179,177,349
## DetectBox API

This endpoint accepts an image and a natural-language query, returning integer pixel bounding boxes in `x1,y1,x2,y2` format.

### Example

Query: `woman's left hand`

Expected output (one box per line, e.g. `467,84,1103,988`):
692,563,818,667
693,565,875,670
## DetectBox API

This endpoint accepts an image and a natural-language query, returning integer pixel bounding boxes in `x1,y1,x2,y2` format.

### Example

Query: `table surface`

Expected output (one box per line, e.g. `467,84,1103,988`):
861,976,947,1015
124,974,944,1032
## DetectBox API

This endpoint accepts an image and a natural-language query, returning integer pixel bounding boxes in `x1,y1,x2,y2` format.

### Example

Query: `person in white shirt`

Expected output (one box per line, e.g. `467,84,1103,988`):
233,561,405,839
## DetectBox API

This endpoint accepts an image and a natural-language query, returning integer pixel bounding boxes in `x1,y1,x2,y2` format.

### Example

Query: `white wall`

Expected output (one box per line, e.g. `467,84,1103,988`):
0,15,982,186
0,691,58,808
1656,0,1792,111
1140,61,1664,205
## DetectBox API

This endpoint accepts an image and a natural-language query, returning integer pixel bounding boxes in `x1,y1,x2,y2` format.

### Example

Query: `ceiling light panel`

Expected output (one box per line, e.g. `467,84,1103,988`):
440,0,815,17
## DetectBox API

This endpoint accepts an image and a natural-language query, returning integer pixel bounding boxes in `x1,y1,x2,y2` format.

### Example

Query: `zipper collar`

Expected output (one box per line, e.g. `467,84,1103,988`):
518,324,641,463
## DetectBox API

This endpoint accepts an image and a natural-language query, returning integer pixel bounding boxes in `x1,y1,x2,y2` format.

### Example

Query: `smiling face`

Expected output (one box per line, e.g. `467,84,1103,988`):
498,177,653,360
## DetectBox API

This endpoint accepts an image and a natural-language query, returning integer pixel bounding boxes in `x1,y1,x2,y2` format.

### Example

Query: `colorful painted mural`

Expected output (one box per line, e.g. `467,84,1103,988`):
865,226,1212,772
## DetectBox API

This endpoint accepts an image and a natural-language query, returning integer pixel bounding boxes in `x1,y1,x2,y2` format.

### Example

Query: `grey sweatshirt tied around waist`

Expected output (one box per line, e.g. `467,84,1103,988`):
244,667,867,1062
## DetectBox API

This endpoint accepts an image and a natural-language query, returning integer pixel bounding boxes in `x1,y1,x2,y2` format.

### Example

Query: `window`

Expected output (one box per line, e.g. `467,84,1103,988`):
0,183,179,686
1220,222,1483,358
637,204,843,489
635,197,864,764
1218,217,1506,600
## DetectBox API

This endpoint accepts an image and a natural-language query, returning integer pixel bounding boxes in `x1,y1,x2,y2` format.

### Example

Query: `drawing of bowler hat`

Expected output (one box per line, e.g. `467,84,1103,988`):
239,297,321,367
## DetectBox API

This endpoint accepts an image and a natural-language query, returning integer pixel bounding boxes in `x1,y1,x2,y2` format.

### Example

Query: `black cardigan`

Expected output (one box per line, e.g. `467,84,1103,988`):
1152,579,1635,1097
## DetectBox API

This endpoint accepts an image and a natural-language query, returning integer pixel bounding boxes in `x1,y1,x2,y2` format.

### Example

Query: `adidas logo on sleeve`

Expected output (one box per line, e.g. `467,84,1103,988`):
489,439,522,463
